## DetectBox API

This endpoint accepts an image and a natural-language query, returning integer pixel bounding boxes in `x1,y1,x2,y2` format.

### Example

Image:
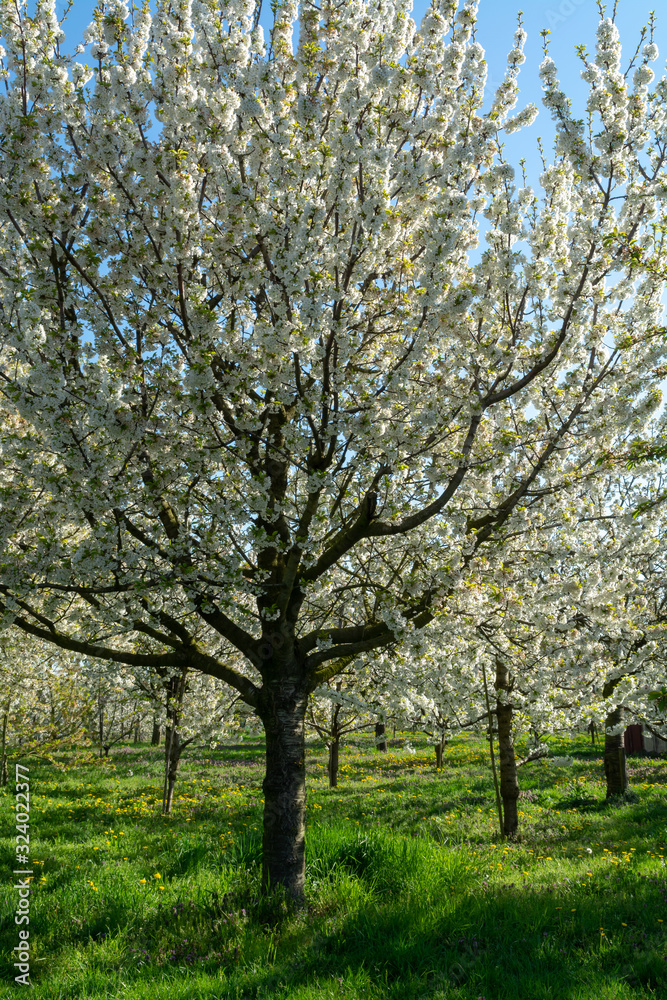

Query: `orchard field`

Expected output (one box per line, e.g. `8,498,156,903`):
2,733,666,1000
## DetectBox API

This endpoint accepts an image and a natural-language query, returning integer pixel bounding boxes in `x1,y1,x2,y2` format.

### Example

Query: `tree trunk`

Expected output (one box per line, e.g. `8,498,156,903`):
151,720,161,746
133,718,140,744
604,705,628,798
328,699,341,788
328,735,340,788
161,667,188,815
375,720,387,751
259,680,308,905
98,704,104,757
434,733,447,770
495,660,519,839
163,726,181,815
165,732,181,816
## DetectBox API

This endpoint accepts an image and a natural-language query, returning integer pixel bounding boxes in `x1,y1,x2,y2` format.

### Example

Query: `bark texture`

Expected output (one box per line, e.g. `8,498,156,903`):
98,706,104,757
375,721,387,751
328,736,340,788
151,721,161,746
328,692,342,788
434,733,446,769
259,679,308,904
604,705,629,798
163,726,181,815
495,660,519,838
161,667,188,815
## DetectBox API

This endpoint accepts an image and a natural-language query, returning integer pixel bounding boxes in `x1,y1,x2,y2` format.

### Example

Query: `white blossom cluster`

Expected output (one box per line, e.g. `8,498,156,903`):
0,1,665,747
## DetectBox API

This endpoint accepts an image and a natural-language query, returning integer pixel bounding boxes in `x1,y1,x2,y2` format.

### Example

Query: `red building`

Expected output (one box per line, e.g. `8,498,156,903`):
623,725,667,755
623,725,643,754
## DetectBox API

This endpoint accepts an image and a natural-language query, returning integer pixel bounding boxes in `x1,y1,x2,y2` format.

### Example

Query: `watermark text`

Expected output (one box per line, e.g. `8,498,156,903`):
13,763,31,986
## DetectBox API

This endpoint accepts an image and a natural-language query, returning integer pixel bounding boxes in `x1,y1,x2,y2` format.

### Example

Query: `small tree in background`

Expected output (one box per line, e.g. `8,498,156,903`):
0,632,95,782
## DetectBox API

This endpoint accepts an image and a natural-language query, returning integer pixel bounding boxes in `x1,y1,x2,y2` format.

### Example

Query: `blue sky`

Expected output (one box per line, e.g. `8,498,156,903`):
54,0,666,183
25,2,667,403
56,0,666,100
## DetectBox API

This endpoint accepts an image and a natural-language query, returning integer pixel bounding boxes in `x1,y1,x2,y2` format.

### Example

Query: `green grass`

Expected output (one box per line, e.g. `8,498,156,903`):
1,731,666,998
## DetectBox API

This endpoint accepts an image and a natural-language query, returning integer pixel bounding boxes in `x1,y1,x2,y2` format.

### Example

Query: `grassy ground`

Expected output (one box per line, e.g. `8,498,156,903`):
1,730,666,999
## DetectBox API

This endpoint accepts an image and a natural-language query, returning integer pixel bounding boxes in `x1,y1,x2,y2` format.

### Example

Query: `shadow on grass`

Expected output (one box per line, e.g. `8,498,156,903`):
6,818,666,1000
15,870,665,1000
552,794,667,829
626,763,667,786
308,877,667,1000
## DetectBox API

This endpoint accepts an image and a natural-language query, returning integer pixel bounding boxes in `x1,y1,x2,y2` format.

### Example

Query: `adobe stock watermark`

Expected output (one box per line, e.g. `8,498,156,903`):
13,763,31,987
545,0,587,32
